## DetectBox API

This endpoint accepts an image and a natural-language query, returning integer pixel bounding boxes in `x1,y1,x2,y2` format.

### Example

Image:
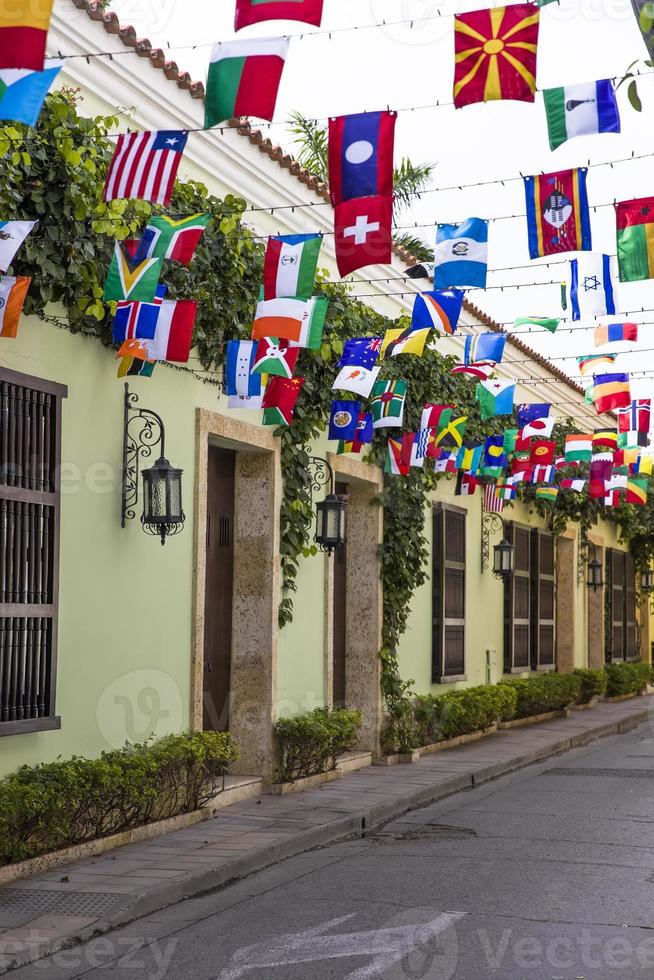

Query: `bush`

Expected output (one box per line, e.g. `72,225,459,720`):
274,707,362,783
604,662,651,698
499,674,582,720
0,732,237,866
414,685,518,746
573,668,607,704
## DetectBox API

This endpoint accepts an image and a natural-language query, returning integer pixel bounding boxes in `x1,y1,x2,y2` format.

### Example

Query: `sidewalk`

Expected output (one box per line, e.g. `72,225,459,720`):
0,697,651,974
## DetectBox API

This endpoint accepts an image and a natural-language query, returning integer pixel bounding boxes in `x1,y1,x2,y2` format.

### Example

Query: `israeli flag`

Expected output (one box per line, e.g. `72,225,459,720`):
568,253,618,321
434,217,488,289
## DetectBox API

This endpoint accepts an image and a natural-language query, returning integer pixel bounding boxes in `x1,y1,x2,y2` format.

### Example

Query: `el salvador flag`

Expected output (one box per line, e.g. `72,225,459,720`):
434,218,488,289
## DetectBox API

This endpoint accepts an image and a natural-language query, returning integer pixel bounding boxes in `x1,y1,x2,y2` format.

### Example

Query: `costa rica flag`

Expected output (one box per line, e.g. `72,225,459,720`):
328,111,396,207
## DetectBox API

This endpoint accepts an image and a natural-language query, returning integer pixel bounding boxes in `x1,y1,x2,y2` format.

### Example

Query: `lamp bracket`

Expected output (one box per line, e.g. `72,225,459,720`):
481,511,504,573
304,452,335,501
121,383,166,528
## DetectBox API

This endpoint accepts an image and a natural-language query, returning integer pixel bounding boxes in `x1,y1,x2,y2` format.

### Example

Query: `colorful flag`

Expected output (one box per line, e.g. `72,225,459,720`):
337,440,363,456
117,355,156,379
483,481,505,513
138,214,210,264
496,477,518,501
476,379,515,420
530,440,555,465
565,433,592,462
331,364,380,398
618,430,649,449
226,339,262,409
288,296,329,350
103,131,188,206
380,325,430,358
116,339,151,361
593,428,618,451
0,275,30,338
251,337,300,378
593,372,631,414
455,472,479,496
615,196,654,282
411,289,464,335
262,376,304,426
594,322,638,346
328,111,396,207
560,478,586,492
514,315,560,333
532,464,555,484
511,459,533,482
453,4,539,108
371,379,407,429
430,413,468,450
434,218,488,288
112,285,167,344
517,402,551,429
235,0,323,30
103,243,162,303
263,233,322,300
536,486,559,503
524,168,592,258
142,300,197,362
252,297,310,342
0,220,37,273
457,443,483,473
355,412,374,444
328,400,361,441
484,435,508,469
205,38,289,128
0,0,53,70
334,195,392,277
543,80,620,151
386,436,410,476
337,337,382,370
422,403,455,429
434,449,458,475
0,61,61,126
464,332,506,365
589,455,613,498
568,253,618,321
404,429,431,469
626,477,649,505
577,352,617,377
451,361,496,381
617,399,651,433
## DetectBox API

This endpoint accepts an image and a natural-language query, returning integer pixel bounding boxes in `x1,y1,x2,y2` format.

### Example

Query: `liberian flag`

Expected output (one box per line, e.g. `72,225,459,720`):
263,233,322,300
411,289,464,335
103,131,188,206
0,275,30,338
204,38,290,129
252,297,310,342
0,0,54,70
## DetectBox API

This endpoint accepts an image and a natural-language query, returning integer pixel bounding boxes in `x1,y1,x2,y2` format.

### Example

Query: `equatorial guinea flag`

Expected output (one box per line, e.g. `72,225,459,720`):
204,37,290,129
235,0,323,30
263,233,322,299
0,0,54,70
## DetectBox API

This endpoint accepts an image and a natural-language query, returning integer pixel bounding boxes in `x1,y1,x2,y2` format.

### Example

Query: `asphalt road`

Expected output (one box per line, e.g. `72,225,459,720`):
11,723,654,980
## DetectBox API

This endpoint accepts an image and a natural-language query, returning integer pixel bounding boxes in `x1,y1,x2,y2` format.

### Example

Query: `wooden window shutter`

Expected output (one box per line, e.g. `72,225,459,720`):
0,368,66,736
624,553,638,661
606,549,625,663
504,523,531,672
432,506,466,681
530,530,555,671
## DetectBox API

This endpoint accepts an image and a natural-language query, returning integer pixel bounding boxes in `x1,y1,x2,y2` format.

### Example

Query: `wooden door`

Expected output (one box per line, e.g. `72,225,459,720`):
203,446,235,731
332,481,348,706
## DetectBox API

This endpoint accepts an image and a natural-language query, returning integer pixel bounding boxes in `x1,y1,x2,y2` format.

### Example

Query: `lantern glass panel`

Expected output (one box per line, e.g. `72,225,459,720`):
494,539,514,577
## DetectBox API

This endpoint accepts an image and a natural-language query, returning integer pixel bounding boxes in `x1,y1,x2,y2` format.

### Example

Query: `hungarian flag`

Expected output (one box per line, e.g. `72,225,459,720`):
204,38,289,128
251,338,300,378
0,0,54,70
0,61,61,126
453,4,539,108
263,233,322,299
564,433,592,462
103,243,162,303
328,111,396,206
262,376,304,426
139,214,210,264
334,195,392,277
524,168,592,259
144,300,197,362
615,196,654,281
235,0,323,30
0,275,30,338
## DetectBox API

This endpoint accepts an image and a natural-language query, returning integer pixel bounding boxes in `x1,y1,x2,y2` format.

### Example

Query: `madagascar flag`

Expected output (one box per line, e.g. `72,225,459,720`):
0,0,53,70
524,168,592,259
616,196,654,281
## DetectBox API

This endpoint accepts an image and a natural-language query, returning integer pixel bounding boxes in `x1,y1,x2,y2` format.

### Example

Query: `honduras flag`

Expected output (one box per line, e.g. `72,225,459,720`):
434,218,488,289
568,253,618,321
0,62,62,127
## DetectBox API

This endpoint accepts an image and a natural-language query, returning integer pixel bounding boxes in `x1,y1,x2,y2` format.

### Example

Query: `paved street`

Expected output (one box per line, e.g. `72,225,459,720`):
7,721,654,979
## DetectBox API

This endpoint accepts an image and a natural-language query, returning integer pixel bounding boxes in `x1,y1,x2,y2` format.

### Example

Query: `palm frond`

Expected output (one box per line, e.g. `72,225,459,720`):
393,233,433,264
392,158,436,212
287,111,328,181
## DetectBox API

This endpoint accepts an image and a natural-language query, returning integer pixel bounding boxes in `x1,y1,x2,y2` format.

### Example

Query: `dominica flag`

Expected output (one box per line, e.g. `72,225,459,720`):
594,322,638,346
371,379,407,429
616,196,654,281
0,0,54,70
593,372,631,414
476,380,515,421
235,0,323,30
577,352,617,377
103,243,162,303
514,315,560,333
543,79,620,151
411,289,464,335
205,38,290,128
0,61,61,126
263,233,322,300
564,433,592,462
139,214,210,265
262,376,304,426
0,275,30,338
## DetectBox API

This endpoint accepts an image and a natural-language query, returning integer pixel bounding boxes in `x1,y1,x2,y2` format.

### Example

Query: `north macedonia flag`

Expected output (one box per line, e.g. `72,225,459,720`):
453,4,539,109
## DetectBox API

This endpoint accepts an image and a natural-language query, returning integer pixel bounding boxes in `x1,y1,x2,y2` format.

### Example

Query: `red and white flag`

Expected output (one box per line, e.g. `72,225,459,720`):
483,481,505,513
103,131,189,206
334,195,392,277
143,300,197,362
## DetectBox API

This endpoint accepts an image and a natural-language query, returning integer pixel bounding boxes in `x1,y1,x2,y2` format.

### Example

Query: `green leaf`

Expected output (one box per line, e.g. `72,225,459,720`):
628,79,643,112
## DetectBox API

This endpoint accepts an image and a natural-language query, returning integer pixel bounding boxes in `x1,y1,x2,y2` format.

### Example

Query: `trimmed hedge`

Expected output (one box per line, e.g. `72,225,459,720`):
414,685,517,746
274,707,362,783
573,668,607,704
499,674,582,720
0,732,237,866
604,662,652,698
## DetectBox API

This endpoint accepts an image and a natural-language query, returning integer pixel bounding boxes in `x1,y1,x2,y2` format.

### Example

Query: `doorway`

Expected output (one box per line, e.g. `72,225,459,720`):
203,446,235,731
332,481,348,707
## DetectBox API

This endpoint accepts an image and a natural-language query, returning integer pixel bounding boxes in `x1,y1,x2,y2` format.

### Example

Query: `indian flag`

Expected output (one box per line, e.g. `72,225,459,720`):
204,37,290,129
542,79,620,151
564,433,592,462
616,196,654,282
252,297,309,342
263,233,322,300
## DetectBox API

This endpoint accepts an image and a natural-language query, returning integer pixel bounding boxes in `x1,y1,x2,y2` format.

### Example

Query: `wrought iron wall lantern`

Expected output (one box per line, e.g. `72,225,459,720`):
304,454,346,556
641,568,654,594
587,544,604,593
121,383,185,545
481,512,515,580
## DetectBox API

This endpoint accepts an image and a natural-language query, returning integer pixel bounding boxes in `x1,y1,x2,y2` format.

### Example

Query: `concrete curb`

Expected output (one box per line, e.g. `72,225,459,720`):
0,703,651,975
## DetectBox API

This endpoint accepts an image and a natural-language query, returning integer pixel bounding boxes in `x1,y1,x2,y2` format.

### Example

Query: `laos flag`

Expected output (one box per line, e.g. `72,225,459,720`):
328,110,396,207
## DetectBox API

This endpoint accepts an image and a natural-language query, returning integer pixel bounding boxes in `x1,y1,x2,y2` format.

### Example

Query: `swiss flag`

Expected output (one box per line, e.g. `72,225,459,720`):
334,195,393,277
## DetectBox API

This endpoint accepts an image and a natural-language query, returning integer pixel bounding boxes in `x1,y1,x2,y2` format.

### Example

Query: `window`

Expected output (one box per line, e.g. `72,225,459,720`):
606,549,638,663
432,505,466,682
0,368,66,735
504,523,555,673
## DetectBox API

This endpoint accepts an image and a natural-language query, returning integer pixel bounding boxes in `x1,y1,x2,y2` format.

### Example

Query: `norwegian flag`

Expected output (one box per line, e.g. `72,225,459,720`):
103,131,189,206
483,481,504,513
617,399,651,434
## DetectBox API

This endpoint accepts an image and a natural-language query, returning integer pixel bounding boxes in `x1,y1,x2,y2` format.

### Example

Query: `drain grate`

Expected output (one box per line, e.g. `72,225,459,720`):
0,889,59,914
53,892,122,915
0,888,121,916
545,767,654,779
372,824,478,843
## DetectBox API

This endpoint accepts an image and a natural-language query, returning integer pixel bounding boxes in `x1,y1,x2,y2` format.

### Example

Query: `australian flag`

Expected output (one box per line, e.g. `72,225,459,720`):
328,110,396,206
112,285,167,343
337,337,382,371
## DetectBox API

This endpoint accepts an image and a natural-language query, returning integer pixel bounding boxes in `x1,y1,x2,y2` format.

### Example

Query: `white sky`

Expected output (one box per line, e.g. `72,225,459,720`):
107,0,654,394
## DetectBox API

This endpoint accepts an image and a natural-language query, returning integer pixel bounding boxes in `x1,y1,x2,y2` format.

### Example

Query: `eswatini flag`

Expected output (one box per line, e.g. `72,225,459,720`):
0,0,54,70
235,0,323,31
204,37,290,129
263,233,322,299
